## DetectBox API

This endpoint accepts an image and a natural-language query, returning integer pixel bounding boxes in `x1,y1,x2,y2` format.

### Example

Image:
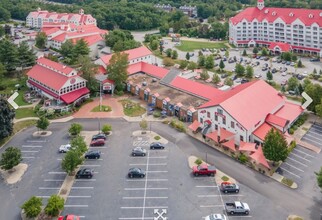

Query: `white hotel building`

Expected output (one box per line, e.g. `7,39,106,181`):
229,0,322,56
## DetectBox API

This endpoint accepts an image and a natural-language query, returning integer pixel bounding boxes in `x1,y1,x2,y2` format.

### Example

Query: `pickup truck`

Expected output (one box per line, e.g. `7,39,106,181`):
192,164,216,177
225,201,250,215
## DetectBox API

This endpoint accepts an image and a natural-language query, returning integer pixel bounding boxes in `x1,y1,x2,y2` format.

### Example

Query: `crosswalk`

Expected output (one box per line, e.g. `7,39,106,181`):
133,140,149,147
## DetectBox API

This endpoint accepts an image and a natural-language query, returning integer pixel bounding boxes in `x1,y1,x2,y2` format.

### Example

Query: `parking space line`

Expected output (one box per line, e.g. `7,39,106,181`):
44,179,64,182
198,194,244,197
293,148,316,158
64,205,89,208
122,197,168,199
148,156,167,159
121,206,168,209
26,140,46,143
22,157,35,159
228,216,253,218
313,123,322,129
79,164,101,167
124,188,168,190
75,179,96,182
71,187,94,189
287,157,308,167
146,171,168,173
68,196,92,198
284,162,304,172
89,146,107,149
129,163,167,166
304,133,322,141
39,187,60,190
196,185,218,188
280,167,301,178
118,218,154,220
141,151,150,219
21,150,38,153
22,145,42,147
309,130,322,136
126,179,168,182
48,171,67,174
290,153,311,162
37,196,50,198
200,205,224,208
301,137,322,146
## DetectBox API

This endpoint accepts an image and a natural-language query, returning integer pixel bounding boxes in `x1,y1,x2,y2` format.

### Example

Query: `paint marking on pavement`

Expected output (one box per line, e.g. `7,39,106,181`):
284,162,304,172
44,179,64,182
89,146,107,149
228,216,253,218
22,157,35,159
121,206,168,209
36,196,50,198
124,188,168,191
304,133,322,141
279,167,301,178
21,150,38,153
287,157,308,167
39,187,60,190
64,205,89,208
22,145,42,148
75,179,96,182
200,205,224,208
122,197,168,199
196,185,218,188
129,163,167,166
309,130,322,136
68,196,92,198
313,123,322,129
71,187,94,189
293,148,316,158
118,218,154,220
147,156,167,159
145,170,168,173
290,152,311,162
26,140,46,143
198,194,244,197
301,137,322,147
79,164,101,167
126,179,168,182
48,171,67,174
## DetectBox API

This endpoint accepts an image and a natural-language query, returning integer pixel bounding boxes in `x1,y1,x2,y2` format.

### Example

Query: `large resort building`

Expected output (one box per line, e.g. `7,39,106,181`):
229,0,322,56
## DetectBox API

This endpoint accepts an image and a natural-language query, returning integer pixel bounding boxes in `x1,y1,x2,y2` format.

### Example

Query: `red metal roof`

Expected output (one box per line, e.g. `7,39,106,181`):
102,79,114,84
206,131,219,143
141,62,169,79
268,42,292,52
60,87,90,104
253,122,273,141
37,57,74,75
239,141,257,152
219,128,235,142
170,76,224,100
188,120,201,132
230,6,322,26
52,33,67,42
266,114,289,128
71,34,103,46
250,147,270,169
274,101,303,124
222,139,236,152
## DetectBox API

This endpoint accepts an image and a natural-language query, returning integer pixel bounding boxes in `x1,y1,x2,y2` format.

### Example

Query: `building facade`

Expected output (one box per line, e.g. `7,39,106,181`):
26,8,96,28
27,57,90,105
229,0,322,56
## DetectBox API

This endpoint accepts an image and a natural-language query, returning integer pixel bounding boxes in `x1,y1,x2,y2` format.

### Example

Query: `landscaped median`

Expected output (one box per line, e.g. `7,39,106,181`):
132,130,168,145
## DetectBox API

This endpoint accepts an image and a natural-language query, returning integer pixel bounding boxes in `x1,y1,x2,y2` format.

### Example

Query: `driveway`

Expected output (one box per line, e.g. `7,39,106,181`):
301,123,322,149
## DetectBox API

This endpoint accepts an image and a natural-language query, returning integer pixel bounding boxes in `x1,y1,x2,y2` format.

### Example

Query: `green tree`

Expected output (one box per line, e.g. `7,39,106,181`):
185,52,190,60
263,129,288,163
60,40,74,62
205,55,214,69
291,54,297,62
165,49,172,57
36,117,49,132
313,68,317,75
61,150,84,175
287,77,299,91
150,40,159,51
305,83,322,113
139,119,148,131
78,55,99,93
70,136,87,155
261,48,268,56
163,57,175,66
21,196,42,218
0,7,10,22
281,52,292,61
252,47,259,54
266,70,273,81
0,39,19,72
316,167,322,189
212,73,221,84
44,195,64,217
219,59,225,71
187,61,197,70
105,30,140,51
242,49,247,56
224,77,233,86
225,50,229,58
200,70,210,80
235,63,245,77
0,26,4,37
198,55,205,67
171,50,178,59
245,65,254,78
316,98,322,118
107,52,129,92
0,98,15,140
0,147,22,170
18,41,36,69
68,123,83,136
73,39,90,61
35,32,47,49
101,124,112,134
179,60,188,69
297,59,303,68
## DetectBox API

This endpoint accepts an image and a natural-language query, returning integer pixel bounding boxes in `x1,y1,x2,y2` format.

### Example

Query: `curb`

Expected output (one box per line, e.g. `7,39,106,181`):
270,172,298,189
132,130,169,145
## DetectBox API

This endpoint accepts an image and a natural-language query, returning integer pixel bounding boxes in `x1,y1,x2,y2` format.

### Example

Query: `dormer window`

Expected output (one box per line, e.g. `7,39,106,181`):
264,9,269,14
319,12,322,17
289,12,294,17
309,14,313,18
272,11,276,16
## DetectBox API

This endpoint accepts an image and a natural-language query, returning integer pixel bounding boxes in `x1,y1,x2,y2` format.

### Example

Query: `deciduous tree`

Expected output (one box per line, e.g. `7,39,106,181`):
263,129,288,163
44,195,64,217
198,55,205,67
200,70,210,80
70,135,87,155
171,50,178,59
18,41,36,69
287,77,299,91
224,77,233,86
235,63,245,76
78,55,99,93
187,61,197,70
212,73,220,84
68,123,83,136
0,147,22,170
163,57,174,66
61,150,84,175
36,116,49,132
150,40,159,51
315,167,322,189
0,39,19,72
21,196,42,218
165,49,172,57
205,55,214,69
245,65,254,78
0,98,15,140
107,52,129,92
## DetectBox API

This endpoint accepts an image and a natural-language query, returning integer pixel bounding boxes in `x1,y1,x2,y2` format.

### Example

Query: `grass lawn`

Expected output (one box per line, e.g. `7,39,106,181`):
91,105,112,112
119,99,146,117
14,89,30,106
0,120,37,148
175,40,228,52
15,107,37,119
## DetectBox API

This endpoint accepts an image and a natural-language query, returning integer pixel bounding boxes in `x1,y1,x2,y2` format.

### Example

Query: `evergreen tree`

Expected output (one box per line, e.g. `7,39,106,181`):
107,52,129,92
219,59,225,72
0,98,15,140
35,32,47,49
242,49,247,56
165,49,172,57
78,56,99,94
60,40,74,62
18,41,36,69
185,52,190,60
0,39,19,72
266,70,273,81
297,59,303,68
171,50,178,59
198,55,205,67
252,47,258,54
261,48,268,56
263,129,288,163
205,55,214,69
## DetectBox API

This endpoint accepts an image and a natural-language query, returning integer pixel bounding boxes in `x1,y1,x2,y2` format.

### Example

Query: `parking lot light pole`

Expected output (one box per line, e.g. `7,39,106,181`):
97,117,100,134
150,121,152,133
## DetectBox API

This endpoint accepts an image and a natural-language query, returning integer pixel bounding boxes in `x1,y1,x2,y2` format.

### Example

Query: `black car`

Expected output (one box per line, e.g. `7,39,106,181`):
271,68,277,73
150,142,165,149
132,147,147,156
310,58,320,62
84,150,101,159
92,133,107,141
128,168,145,178
221,73,228,78
220,182,240,193
76,168,94,179
241,78,249,84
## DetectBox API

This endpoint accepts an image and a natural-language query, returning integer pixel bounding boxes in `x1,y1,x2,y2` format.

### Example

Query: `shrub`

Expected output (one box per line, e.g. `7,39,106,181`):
221,176,229,181
288,140,297,154
44,195,64,217
139,120,148,130
115,90,124,96
154,136,161,140
169,119,186,132
282,177,294,187
0,147,22,171
195,158,203,165
153,111,161,118
101,124,112,134
238,153,249,164
289,128,295,134
68,123,83,136
21,196,42,218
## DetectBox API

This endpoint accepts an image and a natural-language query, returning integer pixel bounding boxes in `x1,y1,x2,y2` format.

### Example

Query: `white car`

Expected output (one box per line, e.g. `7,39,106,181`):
205,214,227,220
282,72,287,76
255,74,262,78
59,144,71,153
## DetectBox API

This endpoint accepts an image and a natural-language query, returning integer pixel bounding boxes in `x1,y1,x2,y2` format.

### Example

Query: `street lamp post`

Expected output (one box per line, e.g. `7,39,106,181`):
97,117,101,134
99,81,102,112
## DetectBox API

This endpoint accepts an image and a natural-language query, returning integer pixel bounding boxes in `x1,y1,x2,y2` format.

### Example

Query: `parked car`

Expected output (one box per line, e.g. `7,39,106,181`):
282,60,287,64
128,167,145,178
271,68,277,73
288,90,296,96
255,74,262,78
84,150,101,159
297,74,305,80
220,182,240,193
58,215,80,220
276,59,282,63
192,164,216,177
261,67,268,71
132,147,147,156
76,168,94,179
59,144,71,153
235,78,242,83
92,133,107,140
205,214,227,220
281,79,288,85
225,201,250,215
290,62,295,66
221,73,228,78
286,61,291,65
310,57,320,62
90,139,105,146
282,72,287,76
256,56,261,59
150,142,165,149
272,58,277,62
241,78,249,84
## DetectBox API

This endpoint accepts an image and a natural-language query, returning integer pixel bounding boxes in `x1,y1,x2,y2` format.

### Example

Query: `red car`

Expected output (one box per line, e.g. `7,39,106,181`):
58,215,80,220
90,138,105,146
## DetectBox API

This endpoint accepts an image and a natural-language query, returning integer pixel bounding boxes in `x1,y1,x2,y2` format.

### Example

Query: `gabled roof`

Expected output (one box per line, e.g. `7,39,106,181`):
100,46,152,65
274,101,303,124
265,114,289,128
170,76,224,100
121,62,169,79
250,147,270,169
269,42,292,52
230,6,322,26
219,128,235,142
188,120,201,132
37,57,74,75
206,131,219,143
253,122,274,141
71,34,103,46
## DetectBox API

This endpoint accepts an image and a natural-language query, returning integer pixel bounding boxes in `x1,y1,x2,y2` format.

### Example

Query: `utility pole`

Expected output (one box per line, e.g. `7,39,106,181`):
99,81,102,112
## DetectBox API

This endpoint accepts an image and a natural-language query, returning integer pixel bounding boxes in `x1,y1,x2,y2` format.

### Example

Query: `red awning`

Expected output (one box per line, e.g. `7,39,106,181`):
164,97,170,102
219,128,235,142
154,93,159,97
222,139,236,152
188,120,201,132
28,80,59,99
204,120,212,125
206,131,219,143
250,147,270,169
239,141,256,152
176,102,183,108
60,87,90,104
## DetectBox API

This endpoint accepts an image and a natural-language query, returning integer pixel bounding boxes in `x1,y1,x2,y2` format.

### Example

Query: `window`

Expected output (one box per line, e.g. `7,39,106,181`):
217,109,223,114
222,118,226,125
240,135,244,141
215,124,218,130
231,122,235,128
207,112,210,118
215,115,218,121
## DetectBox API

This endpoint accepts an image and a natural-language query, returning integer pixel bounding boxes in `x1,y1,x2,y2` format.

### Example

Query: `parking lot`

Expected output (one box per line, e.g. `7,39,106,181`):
301,123,322,149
